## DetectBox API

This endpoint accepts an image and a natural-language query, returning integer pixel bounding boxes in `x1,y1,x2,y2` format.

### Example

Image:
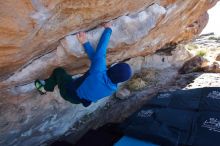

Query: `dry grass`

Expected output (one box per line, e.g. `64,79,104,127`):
196,50,207,57
127,68,159,91
185,43,198,51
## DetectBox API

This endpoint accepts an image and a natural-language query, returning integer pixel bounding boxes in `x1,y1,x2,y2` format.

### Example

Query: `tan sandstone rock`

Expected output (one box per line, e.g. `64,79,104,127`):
0,0,219,146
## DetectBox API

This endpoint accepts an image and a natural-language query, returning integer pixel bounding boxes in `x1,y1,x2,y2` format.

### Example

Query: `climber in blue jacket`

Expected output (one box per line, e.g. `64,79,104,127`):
35,22,132,107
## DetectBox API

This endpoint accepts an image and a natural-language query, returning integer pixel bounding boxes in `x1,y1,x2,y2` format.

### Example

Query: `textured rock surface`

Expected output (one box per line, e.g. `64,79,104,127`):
216,54,220,61
181,33,220,73
179,56,209,74
0,0,219,146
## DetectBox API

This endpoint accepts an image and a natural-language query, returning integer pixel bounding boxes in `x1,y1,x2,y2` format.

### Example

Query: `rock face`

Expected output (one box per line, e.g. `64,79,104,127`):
179,56,209,74
0,0,218,146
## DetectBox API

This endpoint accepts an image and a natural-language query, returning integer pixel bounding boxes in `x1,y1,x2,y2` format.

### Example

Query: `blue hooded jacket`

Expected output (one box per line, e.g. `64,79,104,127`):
76,28,117,102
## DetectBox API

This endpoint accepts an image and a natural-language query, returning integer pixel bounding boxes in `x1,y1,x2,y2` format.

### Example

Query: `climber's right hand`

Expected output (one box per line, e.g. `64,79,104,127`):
101,22,112,28
76,32,87,44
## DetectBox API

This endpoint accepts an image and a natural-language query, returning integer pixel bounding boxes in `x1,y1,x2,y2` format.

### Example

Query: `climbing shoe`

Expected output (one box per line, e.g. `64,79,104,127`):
35,79,46,95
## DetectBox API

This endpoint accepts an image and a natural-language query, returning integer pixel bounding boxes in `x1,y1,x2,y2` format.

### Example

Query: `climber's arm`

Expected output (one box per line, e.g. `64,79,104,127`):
82,42,95,60
89,22,112,73
95,27,112,58
77,32,95,60
77,23,112,73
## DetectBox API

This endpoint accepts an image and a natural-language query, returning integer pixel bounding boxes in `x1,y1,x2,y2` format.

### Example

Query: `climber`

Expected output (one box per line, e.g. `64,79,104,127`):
34,22,132,107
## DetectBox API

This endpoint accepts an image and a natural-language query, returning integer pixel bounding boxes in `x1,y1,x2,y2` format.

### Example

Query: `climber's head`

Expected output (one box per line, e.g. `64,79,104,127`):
107,62,132,84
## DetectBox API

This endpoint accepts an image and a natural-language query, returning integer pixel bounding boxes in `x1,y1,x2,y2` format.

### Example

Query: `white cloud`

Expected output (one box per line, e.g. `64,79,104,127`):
201,2,220,36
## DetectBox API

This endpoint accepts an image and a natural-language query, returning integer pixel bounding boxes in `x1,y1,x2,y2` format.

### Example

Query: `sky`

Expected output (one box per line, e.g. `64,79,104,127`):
201,1,220,35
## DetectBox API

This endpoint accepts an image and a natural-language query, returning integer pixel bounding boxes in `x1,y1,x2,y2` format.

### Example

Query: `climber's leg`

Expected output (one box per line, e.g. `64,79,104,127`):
43,67,81,104
44,68,80,104
59,71,91,105
54,68,81,104
44,67,70,92
66,71,92,106
73,70,90,88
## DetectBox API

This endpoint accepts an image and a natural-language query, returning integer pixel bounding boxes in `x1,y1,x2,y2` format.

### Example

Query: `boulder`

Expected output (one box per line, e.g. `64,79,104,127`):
179,56,209,74
0,0,218,145
115,88,131,100
216,53,220,61
204,61,220,73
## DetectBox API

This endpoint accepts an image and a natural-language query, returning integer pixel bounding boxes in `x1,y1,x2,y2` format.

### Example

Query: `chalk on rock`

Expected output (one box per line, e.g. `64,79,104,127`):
61,35,85,57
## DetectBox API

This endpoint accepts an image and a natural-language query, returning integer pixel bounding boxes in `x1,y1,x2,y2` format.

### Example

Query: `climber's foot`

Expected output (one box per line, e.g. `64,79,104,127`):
35,79,46,95
76,32,87,44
